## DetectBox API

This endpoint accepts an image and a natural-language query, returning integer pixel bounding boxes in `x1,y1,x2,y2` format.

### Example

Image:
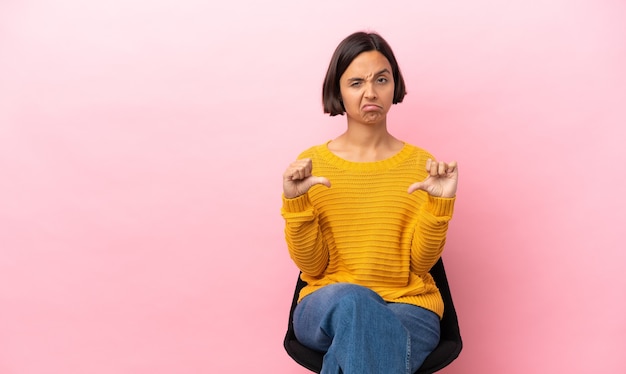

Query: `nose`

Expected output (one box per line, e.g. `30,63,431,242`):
364,82,377,99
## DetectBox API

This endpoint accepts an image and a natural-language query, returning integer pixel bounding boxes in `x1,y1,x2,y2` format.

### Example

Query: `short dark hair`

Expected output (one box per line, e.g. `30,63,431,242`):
322,32,407,116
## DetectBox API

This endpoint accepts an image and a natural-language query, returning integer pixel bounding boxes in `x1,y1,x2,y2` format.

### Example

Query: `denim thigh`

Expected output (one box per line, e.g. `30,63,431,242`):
387,302,441,372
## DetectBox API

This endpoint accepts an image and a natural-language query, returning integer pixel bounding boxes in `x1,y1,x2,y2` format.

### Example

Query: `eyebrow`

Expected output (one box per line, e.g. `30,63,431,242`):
346,68,391,82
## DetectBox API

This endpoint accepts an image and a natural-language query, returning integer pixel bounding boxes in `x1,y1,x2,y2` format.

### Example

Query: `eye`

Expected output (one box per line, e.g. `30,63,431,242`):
377,77,389,84
349,80,362,87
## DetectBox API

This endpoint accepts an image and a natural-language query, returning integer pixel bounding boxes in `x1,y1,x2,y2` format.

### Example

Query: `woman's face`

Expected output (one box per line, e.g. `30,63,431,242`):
339,50,395,126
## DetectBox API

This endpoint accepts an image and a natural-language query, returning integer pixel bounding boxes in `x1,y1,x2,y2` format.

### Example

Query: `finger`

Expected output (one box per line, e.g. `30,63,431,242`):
287,169,304,181
291,159,313,180
308,176,331,189
303,158,313,176
283,168,296,181
438,161,446,176
407,181,424,194
447,161,458,174
295,176,330,197
425,158,432,171
429,160,439,177
289,162,311,181
287,166,300,181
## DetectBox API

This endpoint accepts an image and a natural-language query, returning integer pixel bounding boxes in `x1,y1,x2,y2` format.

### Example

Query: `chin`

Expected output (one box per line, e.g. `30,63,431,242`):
362,113,384,123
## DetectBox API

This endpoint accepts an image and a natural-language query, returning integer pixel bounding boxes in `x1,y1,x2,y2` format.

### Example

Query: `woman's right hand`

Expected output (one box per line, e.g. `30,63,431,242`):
283,158,331,199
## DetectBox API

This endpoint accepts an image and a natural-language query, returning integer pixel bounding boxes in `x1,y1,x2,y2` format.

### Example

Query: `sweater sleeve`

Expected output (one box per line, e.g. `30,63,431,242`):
410,194,455,275
281,193,329,277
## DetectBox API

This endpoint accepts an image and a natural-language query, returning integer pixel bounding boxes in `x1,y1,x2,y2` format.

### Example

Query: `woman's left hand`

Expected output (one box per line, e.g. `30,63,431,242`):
407,159,458,198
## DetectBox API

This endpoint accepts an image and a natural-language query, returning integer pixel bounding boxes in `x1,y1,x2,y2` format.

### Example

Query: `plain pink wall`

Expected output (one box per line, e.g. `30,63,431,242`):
1,0,625,373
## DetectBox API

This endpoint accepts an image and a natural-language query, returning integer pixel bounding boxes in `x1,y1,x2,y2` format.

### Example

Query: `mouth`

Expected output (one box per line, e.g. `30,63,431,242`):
361,104,382,112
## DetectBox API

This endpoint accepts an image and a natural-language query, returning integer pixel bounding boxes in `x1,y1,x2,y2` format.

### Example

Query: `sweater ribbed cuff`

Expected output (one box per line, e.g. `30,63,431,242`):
282,194,313,213
427,195,455,217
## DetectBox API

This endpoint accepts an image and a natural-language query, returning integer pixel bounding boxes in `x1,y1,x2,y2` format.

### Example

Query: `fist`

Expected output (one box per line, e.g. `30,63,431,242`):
408,159,458,198
283,158,331,199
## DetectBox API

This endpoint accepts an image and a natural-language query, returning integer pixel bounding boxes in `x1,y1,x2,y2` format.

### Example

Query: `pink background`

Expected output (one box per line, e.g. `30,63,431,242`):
1,0,625,373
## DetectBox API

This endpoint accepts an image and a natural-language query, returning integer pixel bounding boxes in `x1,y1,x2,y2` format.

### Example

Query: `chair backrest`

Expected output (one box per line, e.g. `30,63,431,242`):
283,257,462,374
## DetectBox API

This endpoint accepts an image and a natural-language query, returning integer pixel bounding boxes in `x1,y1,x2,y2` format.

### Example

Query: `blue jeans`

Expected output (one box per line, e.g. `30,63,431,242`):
294,283,440,374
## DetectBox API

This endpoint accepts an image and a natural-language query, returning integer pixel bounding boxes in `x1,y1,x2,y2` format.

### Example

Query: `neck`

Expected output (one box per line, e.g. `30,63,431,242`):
328,121,403,162
343,118,391,147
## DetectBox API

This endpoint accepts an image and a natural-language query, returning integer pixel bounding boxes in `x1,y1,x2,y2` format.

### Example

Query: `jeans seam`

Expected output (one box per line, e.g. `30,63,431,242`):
406,332,411,374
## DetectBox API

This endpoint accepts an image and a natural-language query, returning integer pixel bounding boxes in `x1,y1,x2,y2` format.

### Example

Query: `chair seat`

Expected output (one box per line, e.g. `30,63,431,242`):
283,258,462,374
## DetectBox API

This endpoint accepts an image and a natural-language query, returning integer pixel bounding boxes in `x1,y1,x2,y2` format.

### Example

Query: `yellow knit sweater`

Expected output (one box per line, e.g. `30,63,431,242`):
281,141,455,319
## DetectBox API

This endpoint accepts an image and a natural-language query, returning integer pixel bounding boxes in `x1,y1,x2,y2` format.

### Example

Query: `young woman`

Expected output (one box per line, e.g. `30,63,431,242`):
281,31,459,374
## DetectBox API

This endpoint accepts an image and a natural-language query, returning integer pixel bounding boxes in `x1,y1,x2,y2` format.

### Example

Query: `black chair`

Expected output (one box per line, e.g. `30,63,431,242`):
283,258,462,373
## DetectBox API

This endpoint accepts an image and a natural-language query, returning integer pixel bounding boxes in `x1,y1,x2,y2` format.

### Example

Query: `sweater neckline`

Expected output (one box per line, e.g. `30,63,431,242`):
318,140,412,172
